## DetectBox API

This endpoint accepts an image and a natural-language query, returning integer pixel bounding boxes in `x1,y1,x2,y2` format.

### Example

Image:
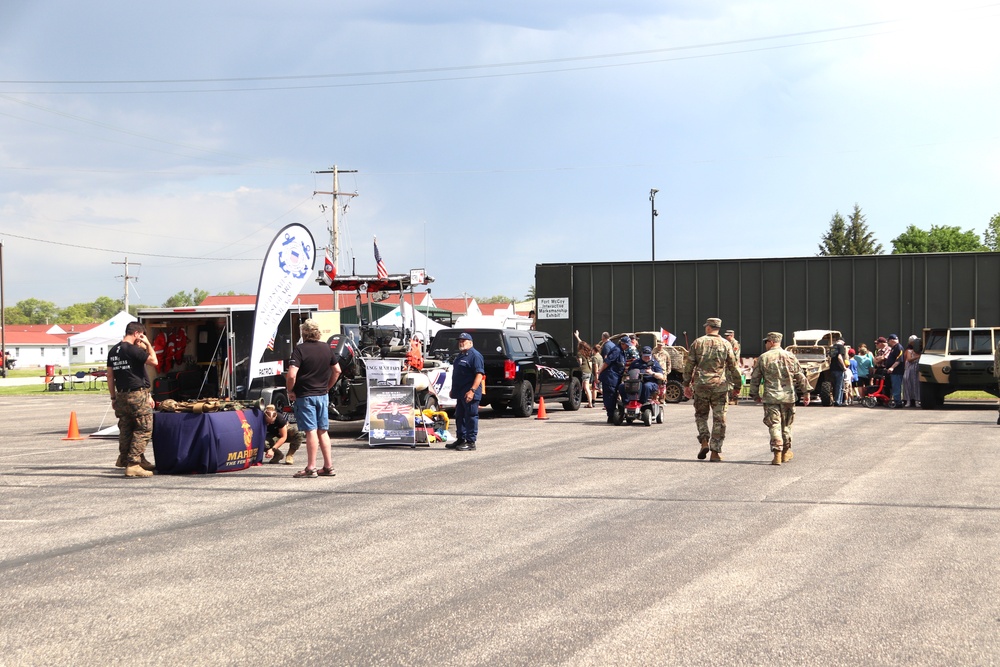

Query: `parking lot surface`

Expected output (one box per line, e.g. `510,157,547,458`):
2,394,999,666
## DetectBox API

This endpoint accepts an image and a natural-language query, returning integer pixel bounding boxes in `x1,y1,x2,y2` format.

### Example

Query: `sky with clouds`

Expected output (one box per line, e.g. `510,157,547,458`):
1,1,998,310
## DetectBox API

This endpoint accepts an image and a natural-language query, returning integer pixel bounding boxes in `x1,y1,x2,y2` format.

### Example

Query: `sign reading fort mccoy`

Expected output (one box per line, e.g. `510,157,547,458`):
537,297,569,320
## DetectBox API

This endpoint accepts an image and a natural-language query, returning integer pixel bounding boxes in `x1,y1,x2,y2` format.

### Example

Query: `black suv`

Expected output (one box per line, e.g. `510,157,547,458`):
428,328,583,417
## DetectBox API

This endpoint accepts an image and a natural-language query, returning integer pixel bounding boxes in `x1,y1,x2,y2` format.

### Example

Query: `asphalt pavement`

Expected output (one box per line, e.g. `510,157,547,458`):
2,394,999,666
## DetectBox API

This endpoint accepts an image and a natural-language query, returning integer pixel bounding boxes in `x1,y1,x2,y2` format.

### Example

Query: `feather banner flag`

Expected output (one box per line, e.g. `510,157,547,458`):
248,224,316,388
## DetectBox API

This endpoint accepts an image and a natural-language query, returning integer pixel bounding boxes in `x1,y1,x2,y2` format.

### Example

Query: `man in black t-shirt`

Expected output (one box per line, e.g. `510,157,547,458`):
107,321,159,478
287,320,341,478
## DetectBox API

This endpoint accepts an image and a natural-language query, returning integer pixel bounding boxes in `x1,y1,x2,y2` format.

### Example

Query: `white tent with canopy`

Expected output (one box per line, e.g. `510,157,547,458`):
373,302,449,342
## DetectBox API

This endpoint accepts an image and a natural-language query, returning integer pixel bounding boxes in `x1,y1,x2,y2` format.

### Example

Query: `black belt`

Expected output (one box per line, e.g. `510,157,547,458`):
121,387,149,393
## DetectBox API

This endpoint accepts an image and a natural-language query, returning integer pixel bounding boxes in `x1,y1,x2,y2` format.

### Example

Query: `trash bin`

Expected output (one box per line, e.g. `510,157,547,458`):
45,364,56,383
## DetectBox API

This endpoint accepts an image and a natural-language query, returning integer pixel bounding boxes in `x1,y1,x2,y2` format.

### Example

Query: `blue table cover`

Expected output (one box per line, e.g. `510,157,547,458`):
152,409,266,474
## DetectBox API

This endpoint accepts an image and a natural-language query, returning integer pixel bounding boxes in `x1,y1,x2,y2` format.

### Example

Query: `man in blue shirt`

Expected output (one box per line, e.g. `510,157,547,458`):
626,346,665,405
598,337,629,423
449,332,485,451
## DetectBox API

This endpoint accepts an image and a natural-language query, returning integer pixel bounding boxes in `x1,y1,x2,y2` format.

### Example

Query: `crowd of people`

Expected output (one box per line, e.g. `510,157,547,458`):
828,333,924,408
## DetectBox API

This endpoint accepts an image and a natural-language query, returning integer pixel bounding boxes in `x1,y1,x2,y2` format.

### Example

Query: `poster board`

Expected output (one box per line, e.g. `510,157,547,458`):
367,385,416,447
363,358,402,433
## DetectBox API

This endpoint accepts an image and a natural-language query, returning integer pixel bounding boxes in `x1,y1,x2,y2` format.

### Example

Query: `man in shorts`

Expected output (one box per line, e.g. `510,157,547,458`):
287,320,341,478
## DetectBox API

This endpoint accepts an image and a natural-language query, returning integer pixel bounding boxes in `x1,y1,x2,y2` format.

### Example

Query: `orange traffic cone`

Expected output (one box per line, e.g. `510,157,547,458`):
535,396,549,420
62,411,86,441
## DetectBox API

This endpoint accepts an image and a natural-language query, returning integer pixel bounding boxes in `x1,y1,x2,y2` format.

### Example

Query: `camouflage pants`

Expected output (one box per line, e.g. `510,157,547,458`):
114,389,153,464
693,389,729,451
762,402,795,451
266,426,304,454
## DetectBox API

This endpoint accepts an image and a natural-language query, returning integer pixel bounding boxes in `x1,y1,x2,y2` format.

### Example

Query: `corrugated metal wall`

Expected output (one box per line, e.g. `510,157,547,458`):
536,252,1000,357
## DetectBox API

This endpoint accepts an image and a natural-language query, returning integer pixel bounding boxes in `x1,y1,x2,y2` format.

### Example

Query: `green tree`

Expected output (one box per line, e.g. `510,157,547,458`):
162,288,210,308
818,204,882,255
6,298,59,324
59,303,101,323
476,294,517,304
525,284,536,301
92,296,124,319
891,225,987,254
984,212,1000,252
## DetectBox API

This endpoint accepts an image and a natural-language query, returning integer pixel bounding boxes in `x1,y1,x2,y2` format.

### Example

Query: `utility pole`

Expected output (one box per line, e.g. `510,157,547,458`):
314,165,358,279
112,257,140,313
650,188,659,262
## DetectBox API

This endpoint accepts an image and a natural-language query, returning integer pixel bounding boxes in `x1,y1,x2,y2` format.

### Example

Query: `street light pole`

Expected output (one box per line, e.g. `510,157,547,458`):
650,189,659,261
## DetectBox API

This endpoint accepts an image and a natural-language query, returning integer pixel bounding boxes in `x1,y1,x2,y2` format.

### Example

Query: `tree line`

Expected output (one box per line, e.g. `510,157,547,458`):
3,288,243,325
818,205,1000,256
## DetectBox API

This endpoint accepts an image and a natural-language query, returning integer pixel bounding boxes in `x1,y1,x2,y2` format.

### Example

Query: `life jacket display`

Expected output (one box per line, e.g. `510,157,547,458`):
153,332,168,373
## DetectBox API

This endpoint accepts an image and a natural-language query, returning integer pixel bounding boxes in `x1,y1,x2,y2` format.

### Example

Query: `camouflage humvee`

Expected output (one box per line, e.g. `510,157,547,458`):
785,329,842,406
918,325,1000,408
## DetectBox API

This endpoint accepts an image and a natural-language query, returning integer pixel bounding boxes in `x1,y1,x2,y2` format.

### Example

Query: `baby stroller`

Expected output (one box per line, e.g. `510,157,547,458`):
861,369,894,408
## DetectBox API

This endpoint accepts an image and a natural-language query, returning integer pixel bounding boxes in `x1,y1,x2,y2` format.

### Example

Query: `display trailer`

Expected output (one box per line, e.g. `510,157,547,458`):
137,304,318,409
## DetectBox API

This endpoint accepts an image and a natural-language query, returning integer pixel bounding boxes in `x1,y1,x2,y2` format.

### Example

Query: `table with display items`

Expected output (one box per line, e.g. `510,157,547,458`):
152,408,266,474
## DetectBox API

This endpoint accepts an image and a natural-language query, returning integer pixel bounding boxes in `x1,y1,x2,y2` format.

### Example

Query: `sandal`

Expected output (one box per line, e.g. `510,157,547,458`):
293,468,317,478
318,466,336,477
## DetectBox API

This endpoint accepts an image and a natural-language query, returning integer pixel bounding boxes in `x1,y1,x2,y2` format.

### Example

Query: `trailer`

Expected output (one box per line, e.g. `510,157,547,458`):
136,304,317,410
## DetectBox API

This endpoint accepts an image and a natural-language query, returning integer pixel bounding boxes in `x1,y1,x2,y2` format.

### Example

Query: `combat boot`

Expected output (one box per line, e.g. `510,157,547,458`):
771,451,782,466
139,455,155,471
697,439,710,460
286,440,300,465
710,451,723,462
125,464,153,478
115,454,126,468
782,447,794,463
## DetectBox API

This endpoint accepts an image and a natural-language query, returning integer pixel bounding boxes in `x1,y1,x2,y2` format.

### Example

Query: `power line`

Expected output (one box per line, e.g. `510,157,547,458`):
0,230,259,260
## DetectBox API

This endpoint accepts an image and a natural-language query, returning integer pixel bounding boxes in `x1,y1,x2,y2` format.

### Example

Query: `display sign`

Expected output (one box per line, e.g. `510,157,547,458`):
367,385,415,447
409,268,427,285
363,359,402,432
254,360,284,378
537,297,569,320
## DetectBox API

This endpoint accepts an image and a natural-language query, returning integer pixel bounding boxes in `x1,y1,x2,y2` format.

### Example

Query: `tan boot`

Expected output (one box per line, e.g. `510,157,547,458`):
125,464,153,478
782,448,794,463
710,451,723,462
697,439,710,460
771,451,782,466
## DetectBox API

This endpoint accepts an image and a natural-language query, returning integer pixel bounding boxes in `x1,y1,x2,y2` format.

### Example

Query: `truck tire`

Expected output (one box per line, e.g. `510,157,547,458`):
819,382,833,406
511,380,535,418
662,380,684,404
919,383,943,409
563,377,582,411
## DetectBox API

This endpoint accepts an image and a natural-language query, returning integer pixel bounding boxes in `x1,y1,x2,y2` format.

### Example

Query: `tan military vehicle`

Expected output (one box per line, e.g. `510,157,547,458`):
918,324,1000,408
785,329,842,406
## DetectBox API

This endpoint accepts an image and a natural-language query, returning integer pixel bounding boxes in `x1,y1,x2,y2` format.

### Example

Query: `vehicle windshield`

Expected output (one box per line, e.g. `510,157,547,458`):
923,330,947,353
428,331,505,357
948,331,970,355
972,330,995,354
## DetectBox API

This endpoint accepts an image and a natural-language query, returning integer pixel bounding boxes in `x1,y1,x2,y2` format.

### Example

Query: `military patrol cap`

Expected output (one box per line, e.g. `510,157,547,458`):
724,330,735,336
458,332,473,341
703,317,722,328
763,332,782,344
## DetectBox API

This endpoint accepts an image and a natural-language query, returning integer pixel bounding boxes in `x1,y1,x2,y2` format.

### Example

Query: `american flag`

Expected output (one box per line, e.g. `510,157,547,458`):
266,328,277,351
374,237,388,279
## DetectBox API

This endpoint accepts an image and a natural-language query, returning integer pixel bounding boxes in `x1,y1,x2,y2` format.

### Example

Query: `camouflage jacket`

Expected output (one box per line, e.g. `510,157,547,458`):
749,346,809,404
683,334,741,391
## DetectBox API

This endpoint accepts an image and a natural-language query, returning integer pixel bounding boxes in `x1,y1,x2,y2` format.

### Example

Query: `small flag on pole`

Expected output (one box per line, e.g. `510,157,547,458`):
322,249,336,285
374,237,388,279
660,327,677,346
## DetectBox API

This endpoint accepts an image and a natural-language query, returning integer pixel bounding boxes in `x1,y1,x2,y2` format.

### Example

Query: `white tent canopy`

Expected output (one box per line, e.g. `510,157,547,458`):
68,311,137,347
373,302,449,341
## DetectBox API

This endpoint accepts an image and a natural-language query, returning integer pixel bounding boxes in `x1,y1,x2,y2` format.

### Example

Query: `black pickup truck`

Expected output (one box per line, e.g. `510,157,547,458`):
428,328,583,417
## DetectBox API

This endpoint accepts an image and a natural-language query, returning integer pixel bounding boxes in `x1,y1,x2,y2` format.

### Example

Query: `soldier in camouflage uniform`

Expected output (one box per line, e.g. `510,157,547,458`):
107,322,159,478
749,332,811,465
683,317,742,461
724,330,742,404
